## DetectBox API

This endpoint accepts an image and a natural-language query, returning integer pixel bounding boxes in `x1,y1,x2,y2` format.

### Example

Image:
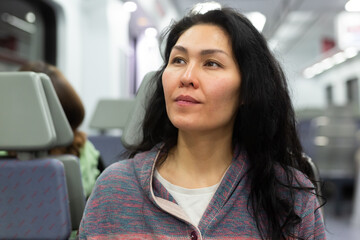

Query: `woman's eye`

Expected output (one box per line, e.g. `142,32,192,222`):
171,57,186,64
205,61,221,68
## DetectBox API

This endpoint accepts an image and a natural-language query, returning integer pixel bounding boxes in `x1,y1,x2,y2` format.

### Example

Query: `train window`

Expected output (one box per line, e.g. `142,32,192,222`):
346,77,359,106
0,0,56,71
326,85,333,106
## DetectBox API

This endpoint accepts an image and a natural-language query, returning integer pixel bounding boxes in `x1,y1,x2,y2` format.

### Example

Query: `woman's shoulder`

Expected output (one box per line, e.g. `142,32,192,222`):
100,158,136,178
274,163,314,189
273,164,321,215
95,147,160,184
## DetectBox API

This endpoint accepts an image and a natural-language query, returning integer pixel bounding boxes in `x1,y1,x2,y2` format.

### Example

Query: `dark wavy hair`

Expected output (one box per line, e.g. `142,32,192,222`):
129,8,321,239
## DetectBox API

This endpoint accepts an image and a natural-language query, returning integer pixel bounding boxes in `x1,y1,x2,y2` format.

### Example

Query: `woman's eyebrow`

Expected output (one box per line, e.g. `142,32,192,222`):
172,45,187,53
172,45,229,57
200,49,229,57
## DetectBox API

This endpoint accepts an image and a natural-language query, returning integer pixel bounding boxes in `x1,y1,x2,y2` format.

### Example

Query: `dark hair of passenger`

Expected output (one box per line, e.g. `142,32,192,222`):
128,7,321,239
19,61,86,157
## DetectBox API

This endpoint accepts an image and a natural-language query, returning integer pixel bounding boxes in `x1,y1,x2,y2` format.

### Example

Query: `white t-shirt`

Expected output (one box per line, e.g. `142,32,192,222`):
154,170,219,226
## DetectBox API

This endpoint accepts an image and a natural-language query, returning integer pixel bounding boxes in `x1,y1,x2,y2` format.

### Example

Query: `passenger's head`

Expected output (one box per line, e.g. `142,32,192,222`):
19,61,85,131
136,7,299,158
162,23,241,136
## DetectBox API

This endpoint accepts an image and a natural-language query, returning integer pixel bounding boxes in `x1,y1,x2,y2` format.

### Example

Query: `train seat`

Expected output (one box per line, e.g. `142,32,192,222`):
88,72,155,166
88,135,125,167
89,98,136,133
88,98,134,167
0,158,70,239
54,154,85,231
0,72,85,239
121,71,157,148
309,106,359,216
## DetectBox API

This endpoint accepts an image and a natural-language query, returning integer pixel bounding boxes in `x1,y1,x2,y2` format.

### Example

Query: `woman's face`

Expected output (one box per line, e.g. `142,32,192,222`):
162,24,241,134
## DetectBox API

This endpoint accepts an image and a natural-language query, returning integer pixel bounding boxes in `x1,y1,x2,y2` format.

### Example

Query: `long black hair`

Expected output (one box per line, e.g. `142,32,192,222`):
128,7,321,239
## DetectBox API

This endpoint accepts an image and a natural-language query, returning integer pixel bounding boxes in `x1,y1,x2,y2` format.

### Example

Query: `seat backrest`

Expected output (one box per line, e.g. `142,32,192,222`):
0,72,73,152
55,154,86,230
88,135,125,167
40,72,86,230
0,158,71,239
88,98,135,166
87,72,156,164
39,72,74,147
121,71,157,148
0,72,56,151
89,98,136,132
310,113,358,178
0,72,85,238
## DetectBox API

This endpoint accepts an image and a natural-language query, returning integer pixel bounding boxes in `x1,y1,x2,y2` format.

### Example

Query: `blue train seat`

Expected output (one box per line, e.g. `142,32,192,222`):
88,135,125,167
88,98,134,167
88,72,155,166
0,72,85,239
0,158,70,239
55,154,85,231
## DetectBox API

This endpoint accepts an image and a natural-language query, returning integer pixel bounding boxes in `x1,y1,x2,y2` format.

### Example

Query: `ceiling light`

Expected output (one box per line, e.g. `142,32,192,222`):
123,1,137,13
302,47,359,79
191,1,221,14
25,12,36,23
320,58,335,70
333,52,347,64
345,0,360,12
303,67,316,79
145,27,158,38
1,12,36,33
313,63,325,75
314,136,329,146
344,47,359,58
245,12,266,32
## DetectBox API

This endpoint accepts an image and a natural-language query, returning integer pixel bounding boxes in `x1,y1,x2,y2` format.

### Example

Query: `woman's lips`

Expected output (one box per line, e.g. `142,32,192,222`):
175,95,200,105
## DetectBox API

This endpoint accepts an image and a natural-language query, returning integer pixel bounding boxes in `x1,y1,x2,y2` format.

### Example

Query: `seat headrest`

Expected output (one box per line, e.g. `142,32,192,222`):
121,71,157,148
89,98,136,131
0,72,73,151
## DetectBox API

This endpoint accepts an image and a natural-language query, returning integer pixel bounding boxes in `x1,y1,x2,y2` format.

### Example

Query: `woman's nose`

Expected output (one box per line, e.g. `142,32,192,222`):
179,64,199,88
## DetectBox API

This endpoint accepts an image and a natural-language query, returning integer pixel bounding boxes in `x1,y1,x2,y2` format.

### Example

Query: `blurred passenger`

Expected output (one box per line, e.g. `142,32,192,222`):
19,61,103,198
79,7,325,240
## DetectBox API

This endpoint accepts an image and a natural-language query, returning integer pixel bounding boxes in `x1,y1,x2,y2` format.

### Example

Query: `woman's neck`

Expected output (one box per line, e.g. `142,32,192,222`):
157,130,233,188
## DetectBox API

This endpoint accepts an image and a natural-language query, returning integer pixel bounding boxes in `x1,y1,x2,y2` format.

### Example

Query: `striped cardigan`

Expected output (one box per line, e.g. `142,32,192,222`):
79,146,326,239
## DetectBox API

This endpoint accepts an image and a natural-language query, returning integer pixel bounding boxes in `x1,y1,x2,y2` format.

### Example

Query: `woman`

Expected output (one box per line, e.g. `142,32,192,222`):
79,7,325,239
19,61,102,198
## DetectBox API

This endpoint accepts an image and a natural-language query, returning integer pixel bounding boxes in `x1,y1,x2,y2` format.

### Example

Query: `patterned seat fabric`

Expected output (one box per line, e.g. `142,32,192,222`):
0,158,71,239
